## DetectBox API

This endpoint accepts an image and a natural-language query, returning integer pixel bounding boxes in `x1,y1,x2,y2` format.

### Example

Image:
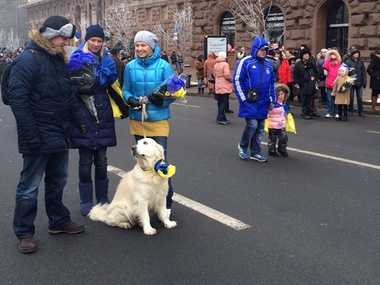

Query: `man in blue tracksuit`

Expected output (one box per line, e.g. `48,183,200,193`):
233,36,275,162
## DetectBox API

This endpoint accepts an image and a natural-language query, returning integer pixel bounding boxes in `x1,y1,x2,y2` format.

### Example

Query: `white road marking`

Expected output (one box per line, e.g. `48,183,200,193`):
107,165,251,231
367,130,380,135
261,142,380,171
172,102,201,108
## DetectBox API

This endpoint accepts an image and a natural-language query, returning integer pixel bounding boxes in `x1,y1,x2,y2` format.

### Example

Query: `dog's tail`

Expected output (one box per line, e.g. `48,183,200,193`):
88,203,110,223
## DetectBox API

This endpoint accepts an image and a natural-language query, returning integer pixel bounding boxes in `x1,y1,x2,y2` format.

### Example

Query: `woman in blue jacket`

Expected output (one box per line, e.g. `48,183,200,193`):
68,25,117,216
123,30,175,209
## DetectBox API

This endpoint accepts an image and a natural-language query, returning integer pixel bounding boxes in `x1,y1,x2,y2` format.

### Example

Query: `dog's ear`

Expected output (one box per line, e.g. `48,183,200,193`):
155,143,165,160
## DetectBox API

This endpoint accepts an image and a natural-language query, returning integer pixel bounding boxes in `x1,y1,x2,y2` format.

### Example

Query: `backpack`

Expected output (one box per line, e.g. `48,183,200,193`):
1,50,41,105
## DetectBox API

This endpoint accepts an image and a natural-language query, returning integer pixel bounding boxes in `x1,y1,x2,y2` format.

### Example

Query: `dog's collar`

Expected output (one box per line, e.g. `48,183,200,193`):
139,160,176,178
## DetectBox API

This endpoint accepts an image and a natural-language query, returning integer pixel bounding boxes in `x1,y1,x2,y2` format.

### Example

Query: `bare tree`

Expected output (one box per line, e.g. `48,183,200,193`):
229,0,289,41
229,0,269,36
105,2,137,52
152,6,192,55
152,23,171,51
172,6,192,53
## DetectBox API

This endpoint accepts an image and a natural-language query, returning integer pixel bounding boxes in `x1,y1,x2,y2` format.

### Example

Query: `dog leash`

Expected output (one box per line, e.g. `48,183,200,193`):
141,103,147,139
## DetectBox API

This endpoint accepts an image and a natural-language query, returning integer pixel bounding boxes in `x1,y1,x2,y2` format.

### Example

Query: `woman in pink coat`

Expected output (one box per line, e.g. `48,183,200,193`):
323,49,342,118
213,52,233,125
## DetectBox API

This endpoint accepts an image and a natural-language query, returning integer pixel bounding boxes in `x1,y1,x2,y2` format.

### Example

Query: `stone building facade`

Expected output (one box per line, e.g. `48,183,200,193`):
23,0,380,61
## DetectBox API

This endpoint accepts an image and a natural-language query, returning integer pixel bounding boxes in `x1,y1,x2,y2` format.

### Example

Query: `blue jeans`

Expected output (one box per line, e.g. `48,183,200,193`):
13,151,71,238
78,147,109,208
215,94,228,122
240,119,265,155
135,136,174,209
325,88,336,115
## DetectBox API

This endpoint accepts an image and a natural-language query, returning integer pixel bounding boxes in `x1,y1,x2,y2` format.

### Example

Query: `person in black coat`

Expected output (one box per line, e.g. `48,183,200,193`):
344,47,367,116
293,48,319,119
8,16,85,254
67,24,118,216
367,50,380,112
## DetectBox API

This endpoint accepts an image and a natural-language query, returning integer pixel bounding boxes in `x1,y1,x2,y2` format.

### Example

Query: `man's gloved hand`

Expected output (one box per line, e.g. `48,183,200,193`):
149,93,164,106
127,97,143,110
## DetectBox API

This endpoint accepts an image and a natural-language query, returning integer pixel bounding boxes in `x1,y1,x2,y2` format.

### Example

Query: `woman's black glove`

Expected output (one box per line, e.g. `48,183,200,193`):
127,97,142,110
149,93,164,106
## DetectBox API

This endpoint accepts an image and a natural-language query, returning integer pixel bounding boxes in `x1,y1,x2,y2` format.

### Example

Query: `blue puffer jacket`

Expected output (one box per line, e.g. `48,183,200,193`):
233,36,275,120
67,48,117,149
8,32,82,154
122,46,175,121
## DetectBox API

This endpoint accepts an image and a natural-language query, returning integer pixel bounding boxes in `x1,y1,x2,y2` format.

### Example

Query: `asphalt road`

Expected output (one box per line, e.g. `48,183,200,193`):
0,96,379,285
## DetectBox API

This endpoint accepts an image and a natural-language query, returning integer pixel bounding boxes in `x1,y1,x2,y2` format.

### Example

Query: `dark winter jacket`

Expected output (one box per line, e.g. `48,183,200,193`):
170,52,177,64
233,36,276,120
8,31,82,154
367,53,380,91
67,47,117,150
293,58,318,95
345,57,367,88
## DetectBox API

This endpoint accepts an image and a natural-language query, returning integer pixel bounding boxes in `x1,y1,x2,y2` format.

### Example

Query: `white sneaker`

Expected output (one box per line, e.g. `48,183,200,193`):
324,113,332,118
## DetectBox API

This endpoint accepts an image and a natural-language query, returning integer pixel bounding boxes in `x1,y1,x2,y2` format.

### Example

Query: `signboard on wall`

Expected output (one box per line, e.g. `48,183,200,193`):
204,36,227,59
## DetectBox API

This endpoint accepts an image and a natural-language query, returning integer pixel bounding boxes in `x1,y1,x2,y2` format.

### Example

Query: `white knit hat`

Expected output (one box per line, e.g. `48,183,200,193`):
134,30,159,50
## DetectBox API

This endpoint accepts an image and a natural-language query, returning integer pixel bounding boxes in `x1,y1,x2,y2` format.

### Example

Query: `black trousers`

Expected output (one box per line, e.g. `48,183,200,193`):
268,128,288,153
337,105,348,120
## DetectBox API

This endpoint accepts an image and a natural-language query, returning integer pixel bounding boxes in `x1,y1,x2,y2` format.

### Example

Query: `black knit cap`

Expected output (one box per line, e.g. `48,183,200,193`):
40,15,70,33
85,24,105,42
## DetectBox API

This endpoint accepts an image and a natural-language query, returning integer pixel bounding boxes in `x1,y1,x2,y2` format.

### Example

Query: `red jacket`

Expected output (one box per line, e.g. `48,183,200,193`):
277,60,291,84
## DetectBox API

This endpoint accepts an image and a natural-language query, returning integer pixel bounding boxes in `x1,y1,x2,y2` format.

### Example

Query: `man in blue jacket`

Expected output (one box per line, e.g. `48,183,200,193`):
233,36,275,162
8,16,85,254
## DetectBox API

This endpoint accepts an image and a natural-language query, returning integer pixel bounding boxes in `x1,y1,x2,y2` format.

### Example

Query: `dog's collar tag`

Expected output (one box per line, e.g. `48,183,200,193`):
154,160,176,178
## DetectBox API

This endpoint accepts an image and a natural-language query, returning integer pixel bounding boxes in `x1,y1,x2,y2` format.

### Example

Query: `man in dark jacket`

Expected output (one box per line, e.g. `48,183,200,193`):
8,16,85,254
294,48,319,119
345,47,367,116
367,50,380,112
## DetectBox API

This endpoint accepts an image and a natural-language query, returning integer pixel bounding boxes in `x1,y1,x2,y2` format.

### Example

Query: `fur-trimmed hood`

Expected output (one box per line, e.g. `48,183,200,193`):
326,49,342,63
28,30,68,61
275,83,290,103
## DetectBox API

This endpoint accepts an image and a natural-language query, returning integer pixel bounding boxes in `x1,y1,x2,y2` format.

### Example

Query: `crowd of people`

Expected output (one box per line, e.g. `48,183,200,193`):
191,39,380,163
1,14,380,255
193,42,380,121
3,16,181,254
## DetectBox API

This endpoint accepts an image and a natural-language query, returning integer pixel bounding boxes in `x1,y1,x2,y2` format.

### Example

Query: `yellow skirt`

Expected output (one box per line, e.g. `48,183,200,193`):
129,120,170,137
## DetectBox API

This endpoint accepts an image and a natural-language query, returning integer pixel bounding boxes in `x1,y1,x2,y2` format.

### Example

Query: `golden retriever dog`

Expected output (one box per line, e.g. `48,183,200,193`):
89,138,177,235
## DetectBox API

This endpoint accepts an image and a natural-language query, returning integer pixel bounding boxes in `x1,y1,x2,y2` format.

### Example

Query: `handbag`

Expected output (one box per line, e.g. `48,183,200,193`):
246,88,259,102
285,113,296,134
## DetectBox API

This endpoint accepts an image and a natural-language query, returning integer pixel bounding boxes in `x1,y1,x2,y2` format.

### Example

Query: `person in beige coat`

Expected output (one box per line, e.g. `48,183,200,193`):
332,65,354,121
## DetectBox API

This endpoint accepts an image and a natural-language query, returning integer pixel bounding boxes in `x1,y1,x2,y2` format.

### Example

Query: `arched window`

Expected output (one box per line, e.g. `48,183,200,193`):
264,5,285,44
326,0,348,53
219,11,235,47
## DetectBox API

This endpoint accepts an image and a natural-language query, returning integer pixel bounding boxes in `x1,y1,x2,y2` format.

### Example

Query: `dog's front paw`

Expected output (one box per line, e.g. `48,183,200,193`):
143,227,157,235
164,220,177,229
